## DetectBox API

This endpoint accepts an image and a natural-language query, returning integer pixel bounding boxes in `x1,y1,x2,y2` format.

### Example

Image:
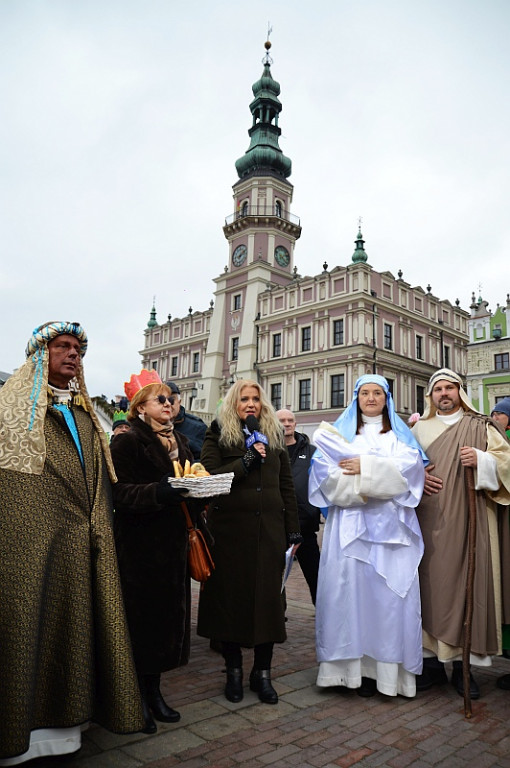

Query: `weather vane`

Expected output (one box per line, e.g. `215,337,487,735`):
358,216,363,230
263,22,273,64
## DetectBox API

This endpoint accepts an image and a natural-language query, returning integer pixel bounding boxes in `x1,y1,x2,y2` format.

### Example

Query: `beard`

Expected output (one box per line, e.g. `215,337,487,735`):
436,398,458,412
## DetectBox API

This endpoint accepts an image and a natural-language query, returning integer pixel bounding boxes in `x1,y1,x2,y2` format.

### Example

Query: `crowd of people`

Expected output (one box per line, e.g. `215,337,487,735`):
1,319,509,764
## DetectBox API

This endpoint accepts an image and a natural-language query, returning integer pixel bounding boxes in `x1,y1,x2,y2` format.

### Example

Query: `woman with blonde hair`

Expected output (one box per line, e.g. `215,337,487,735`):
197,379,301,704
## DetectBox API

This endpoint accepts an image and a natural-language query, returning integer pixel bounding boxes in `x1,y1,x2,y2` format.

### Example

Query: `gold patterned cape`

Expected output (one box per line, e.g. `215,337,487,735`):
0,399,143,759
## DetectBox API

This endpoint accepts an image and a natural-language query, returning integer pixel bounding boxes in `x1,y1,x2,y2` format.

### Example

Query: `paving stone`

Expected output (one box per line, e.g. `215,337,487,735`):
281,686,338,708
334,747,374,767
255,742,301,764
56,563,510,768
419,743,458,765
237,699,298,725
81,725,154,752
186,711,254,741
64,752,145,768
122,729,206,762
361,746,401,766
386,748,425,768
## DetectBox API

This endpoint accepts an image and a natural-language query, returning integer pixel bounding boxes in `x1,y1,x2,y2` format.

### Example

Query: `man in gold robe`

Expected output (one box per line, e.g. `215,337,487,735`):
412,368,510,699
0,322,143,764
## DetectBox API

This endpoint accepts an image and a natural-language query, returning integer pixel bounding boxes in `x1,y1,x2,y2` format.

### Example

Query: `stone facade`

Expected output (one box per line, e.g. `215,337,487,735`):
467,293,510,414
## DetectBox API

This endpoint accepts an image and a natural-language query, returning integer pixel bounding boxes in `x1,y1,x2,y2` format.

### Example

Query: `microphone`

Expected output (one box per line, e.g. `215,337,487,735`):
245,415,268,463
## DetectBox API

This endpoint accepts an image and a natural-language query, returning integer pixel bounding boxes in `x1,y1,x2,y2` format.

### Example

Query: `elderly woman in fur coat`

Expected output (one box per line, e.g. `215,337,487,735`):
111,371,192,735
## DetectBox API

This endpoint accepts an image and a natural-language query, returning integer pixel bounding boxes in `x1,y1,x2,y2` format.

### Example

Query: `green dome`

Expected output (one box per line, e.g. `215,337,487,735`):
235,52,292,180
352,227,368,264
236,142,291,179
252,63,281,100
147,303,157,328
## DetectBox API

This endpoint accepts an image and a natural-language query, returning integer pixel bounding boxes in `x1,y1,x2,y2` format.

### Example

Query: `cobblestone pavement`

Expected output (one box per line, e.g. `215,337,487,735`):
45,551,510,768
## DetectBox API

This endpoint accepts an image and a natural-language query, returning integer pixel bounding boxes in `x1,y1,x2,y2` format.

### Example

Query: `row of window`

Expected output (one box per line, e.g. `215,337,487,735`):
266,321,451,362
232,346,509,370
151,339,507,391
152,352,201,378
270,377,427,414
148,359,427,415
273,320,343,356
152,333,472,382
270,375,346,411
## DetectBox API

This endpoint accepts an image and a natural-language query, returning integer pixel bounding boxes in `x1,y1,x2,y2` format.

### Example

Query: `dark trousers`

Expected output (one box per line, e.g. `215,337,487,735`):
222,641,274,670
295,531,320,605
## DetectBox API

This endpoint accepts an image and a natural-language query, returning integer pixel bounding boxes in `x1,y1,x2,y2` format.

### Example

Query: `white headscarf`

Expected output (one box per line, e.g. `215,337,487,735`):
421,368,478,419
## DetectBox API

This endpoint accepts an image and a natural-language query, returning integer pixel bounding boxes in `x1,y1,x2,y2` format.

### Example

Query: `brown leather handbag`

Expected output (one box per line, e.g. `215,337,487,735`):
181,502,215,583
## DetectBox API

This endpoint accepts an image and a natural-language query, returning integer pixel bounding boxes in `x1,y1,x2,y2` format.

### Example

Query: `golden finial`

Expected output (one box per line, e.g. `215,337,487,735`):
263,23,273,63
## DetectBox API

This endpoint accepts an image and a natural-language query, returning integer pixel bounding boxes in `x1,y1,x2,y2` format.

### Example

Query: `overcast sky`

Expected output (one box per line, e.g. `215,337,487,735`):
1,0,508,397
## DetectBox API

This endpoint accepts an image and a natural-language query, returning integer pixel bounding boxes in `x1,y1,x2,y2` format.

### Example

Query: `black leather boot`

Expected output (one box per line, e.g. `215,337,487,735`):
357,677,377,697
138,676,157,734
451,661,480,700
225,667,243,702
416,657,448,691
145,673,181,722
249,668,278,704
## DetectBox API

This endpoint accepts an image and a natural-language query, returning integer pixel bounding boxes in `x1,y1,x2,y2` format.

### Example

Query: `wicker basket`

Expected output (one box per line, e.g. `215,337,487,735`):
169,472,234,498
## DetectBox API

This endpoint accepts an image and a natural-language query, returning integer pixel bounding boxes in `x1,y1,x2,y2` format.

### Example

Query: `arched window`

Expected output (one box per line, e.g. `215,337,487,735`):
275,200,282,217
241,201,249,217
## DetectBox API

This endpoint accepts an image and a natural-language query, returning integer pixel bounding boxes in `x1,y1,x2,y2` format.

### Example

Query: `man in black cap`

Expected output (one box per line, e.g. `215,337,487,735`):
491,398,510,440
167,381,207,460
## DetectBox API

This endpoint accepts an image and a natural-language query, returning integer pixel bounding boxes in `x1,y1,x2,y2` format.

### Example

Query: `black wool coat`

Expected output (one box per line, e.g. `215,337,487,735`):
111,417,193,674
196,420,299,647
288,431,321,535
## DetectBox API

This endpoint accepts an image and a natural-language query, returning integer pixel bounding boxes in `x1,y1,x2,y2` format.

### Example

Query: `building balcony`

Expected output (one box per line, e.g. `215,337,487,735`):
224,206,301,236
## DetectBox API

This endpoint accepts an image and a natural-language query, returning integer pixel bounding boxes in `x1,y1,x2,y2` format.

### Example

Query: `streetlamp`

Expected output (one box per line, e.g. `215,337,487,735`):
438,319,444,368
371,291,377,374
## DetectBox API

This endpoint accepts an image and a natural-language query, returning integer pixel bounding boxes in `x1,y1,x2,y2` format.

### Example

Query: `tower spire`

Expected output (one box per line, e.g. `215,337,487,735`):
351,219,368,263
235,35,292,180
147,297,157,328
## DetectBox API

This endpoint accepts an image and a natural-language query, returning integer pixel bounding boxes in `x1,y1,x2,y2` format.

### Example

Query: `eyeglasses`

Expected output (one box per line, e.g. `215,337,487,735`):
147,395,175,405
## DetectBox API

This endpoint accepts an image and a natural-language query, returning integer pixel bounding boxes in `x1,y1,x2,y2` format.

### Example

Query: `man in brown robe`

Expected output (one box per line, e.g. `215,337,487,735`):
412,368,510,699
0,322,143,764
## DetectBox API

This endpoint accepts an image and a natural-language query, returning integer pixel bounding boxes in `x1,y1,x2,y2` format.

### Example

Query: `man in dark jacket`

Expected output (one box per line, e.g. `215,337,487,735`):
167,381,207,460
277,409,321,604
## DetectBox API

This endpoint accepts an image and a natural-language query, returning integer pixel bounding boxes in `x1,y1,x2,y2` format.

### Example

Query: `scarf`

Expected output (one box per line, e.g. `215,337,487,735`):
139,414,179,460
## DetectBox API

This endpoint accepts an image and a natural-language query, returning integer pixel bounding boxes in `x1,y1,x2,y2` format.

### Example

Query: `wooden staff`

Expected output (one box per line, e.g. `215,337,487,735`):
462,465,477,718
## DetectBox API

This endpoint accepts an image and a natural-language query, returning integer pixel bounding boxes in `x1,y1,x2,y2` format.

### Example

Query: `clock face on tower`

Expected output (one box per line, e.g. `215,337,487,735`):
232,244,247,267
274,245,290,267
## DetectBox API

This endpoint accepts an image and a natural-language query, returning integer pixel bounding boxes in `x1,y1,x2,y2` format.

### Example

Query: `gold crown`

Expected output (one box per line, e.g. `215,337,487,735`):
124,369,162,401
